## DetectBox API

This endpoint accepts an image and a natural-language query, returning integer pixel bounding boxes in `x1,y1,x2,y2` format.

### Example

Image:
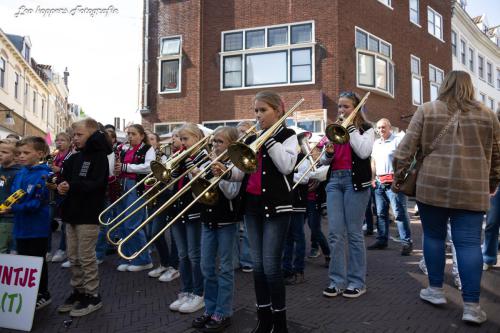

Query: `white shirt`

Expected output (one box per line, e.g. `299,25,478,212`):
371,132,403,176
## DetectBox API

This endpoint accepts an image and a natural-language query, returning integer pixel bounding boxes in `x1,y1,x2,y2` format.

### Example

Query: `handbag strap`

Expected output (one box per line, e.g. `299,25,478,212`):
423,110,461,158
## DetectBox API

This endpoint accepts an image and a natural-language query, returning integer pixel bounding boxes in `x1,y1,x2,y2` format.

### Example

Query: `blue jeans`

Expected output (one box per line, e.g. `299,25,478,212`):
118,179,152,265
418,201,484,303
283,212,306,274
374,182,412,245
232,222,253,269
483,187,500,265
172,220,203,296
306,200,330,255
201,224,237,317
326,170,370,290
245,212,290,310
151,208,179,268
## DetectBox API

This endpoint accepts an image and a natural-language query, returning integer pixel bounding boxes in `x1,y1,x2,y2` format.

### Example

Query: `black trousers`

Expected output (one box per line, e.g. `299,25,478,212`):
16,237,49,295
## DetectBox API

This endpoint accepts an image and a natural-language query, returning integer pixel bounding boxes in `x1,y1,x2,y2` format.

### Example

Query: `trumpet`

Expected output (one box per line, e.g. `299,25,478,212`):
325,92,370,144
116,124,258,260
227,98,305,174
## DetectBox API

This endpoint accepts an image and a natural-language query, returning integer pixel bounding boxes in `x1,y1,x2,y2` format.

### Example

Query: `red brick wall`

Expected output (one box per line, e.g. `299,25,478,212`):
143,0,451,130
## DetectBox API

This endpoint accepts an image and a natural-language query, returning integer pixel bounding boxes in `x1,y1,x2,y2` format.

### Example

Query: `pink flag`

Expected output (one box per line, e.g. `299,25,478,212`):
45,132,52,146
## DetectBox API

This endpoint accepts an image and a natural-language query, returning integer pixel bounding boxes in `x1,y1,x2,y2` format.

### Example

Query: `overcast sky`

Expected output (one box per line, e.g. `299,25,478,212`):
0,1,498,128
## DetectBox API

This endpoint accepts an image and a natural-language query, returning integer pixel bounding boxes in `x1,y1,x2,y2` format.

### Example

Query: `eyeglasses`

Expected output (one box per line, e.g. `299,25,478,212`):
212,139,225,145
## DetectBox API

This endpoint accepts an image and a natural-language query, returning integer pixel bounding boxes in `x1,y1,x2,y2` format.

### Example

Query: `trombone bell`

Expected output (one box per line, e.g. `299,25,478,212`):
325,123,350,145
191,178,219,206
227,142,258,173
151,161,171,184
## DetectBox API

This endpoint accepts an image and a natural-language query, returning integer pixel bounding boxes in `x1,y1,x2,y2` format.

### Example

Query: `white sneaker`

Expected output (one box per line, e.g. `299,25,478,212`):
45,252,53,262
148,265,167,278
52,250,66,262
96,259,104,265
420,287,447,305
127,263,153,272
179,294,205,313
418,258,428,275
9,250,17,255
159,267,180,282
169,292,190,311
117,264,130,272
61,260,71,268
483,263,494,271
462,302,487,324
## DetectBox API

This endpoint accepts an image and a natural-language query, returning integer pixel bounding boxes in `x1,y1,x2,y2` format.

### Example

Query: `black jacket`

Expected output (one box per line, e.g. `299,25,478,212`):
60,130,112,225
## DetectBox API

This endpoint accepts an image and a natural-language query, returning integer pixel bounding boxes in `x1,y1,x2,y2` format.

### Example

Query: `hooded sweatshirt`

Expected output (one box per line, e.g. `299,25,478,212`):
0,163,22,220
11,163,51,238
60,130,112,225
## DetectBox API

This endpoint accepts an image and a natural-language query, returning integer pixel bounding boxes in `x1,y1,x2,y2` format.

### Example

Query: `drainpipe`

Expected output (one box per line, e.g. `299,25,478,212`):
139,0,150,115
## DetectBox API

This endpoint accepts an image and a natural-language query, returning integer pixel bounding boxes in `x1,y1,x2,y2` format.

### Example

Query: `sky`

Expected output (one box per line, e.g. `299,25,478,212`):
0,1,498,128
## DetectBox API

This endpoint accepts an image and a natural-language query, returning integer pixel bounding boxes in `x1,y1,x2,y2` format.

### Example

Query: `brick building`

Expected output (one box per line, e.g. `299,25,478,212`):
140,0,452,134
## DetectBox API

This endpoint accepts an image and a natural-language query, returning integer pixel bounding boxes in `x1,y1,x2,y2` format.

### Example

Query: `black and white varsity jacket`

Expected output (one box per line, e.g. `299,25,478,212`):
168,149,209,223
118,142,155,195
229,125,298,217
200,161,242,229
321,123,375,191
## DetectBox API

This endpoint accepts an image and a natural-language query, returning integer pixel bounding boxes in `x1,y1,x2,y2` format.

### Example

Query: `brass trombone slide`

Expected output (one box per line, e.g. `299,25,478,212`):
292,149,325,190
116,125,257,260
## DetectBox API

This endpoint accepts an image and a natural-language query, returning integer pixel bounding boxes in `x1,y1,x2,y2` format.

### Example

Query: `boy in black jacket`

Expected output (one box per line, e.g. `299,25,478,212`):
57,118,111,317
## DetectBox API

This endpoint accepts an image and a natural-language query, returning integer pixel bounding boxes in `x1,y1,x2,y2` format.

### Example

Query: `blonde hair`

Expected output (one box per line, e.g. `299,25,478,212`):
0,139,18,153
255,91,285,116
213,126,239,144
56,132,71,142
72,117,99,131
178,122,204,141
438,70,480,112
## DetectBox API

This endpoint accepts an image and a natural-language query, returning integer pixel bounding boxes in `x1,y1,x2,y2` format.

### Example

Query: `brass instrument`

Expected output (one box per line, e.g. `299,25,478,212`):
0,189,26,211
292,149,325,190
294,132,316,173
227,98,305,173
325,92,370,144
116,125,258,260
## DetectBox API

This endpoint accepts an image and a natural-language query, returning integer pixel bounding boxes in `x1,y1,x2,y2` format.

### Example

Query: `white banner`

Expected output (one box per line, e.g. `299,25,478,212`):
0,254,43,332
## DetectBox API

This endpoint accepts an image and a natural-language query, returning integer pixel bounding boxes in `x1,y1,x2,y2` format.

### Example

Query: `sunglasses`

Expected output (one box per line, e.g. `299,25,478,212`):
339,91,357,98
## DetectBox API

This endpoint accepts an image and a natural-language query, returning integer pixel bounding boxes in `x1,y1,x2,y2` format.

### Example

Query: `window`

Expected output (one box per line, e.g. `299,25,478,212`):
220,21,314,90
497,68,500,89
378,0,392,8
14,73,19,99
32,91,37,113
159,36,182,93
451,30,457,56
23,45,30,62
0,58,5,89
355,27,394,97
478,55,484,79
488,97,494,110
460,39,466,65
427,7,443,40
479,92,486,104
202,119,254,130
429,64,444,101
41,98,45,120
410,0,420,25
153,122,183,136
486,62,493,85
24,82,29,105
411,56,422,105
468,48,474,72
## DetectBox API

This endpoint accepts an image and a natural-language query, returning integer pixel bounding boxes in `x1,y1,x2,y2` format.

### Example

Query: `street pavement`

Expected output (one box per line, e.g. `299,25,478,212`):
4,204,500,333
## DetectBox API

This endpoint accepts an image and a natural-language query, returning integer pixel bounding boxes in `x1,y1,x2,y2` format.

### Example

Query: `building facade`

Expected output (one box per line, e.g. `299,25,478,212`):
451,2,500,112
141,0,452,134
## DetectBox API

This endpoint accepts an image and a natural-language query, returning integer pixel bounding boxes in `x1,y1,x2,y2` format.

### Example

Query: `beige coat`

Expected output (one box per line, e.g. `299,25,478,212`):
393,100,500,212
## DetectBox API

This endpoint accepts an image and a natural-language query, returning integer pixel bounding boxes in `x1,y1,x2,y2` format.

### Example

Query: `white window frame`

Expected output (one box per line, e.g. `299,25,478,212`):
41,97,45,120
153,122,184,135
488,97,494,110
24,81,29,106
479,92,486,104
427,6,444,42
409,0,420,26
220,20,316,91
429,64,444,101
451,30,457,57
460,39,466,65
32,90,37,114
158,35,182,94
486,61,493,86
202,119,255,130
378,0,393,10
0,57,5,90
468,47,475,73
478,54,485,80
14,72,20,100
355,27,394,98
496,68,500,90
411,55,423,106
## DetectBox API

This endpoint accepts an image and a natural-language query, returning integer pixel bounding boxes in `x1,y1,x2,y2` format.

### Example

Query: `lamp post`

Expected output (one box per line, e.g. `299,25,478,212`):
0,107,26,136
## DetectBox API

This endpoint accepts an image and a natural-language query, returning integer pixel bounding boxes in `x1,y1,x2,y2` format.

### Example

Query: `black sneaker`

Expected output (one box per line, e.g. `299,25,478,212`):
58,289,84,313
69,294,102,317
343,288,366,298
202,316,232,332
323,286,342,297
193,313,212,328
288,272,305,285
367,242,388,250
35,293,52,310
401,242,413,256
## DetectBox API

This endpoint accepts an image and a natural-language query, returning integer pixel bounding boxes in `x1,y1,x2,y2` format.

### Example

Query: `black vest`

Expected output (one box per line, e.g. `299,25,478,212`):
292,152,308,213
119,143,151,195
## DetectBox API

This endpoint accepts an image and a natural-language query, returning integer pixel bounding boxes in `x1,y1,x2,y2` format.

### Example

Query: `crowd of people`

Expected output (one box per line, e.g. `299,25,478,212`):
0,70,498,332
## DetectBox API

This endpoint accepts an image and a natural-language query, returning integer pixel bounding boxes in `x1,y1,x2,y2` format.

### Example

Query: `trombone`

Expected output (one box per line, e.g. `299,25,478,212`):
116,125,258,260
325,91,370,144
292,149,325,190
227,98,305,174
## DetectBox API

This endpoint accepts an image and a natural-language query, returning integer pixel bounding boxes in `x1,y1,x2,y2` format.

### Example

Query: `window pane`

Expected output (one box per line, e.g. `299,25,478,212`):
223,56,242,88
161,59,179,91
380,42,390,57
355,30,368,49
430,84,439,101
358,53,375,87
291,24,312,44
468,48,474,71
376,57,387,90
268,27,288,46
429,67,436,82
411,57,420,74
410,0,419,23
436,70,443,84
0,58,4,70
246,30,265,49
246,51,287,86
368,36,379,52
224,32,243,51
161,38,181,55
412,76,422,104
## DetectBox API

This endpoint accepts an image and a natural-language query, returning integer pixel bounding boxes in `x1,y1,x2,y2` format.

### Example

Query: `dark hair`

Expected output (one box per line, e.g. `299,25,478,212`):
104,124,116,131
6,134,20,140
16,136,50,156
128,124,149,145
338,91,368,128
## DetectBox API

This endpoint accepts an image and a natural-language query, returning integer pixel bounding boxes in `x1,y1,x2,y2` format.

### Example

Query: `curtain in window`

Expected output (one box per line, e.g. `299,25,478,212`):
412,77,422,105
358,53,375,86
224,56,242,88
268,27,288,46
224,32,243,51
246,30,265,49
161,60,179,91
291,24,312,44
